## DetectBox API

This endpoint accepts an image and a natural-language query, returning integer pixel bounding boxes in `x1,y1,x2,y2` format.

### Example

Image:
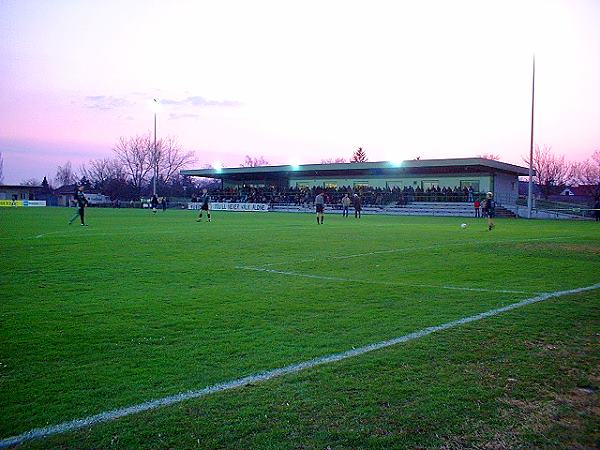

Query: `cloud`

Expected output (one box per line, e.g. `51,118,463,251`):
161,96,241,107
84,95,131,110
169,113,200,120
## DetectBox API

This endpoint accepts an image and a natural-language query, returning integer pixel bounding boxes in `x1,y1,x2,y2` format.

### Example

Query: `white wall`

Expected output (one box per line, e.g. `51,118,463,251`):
494,173,519,204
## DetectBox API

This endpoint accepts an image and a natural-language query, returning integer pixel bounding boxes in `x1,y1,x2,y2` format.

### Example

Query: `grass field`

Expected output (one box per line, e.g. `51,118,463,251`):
1,207,599,449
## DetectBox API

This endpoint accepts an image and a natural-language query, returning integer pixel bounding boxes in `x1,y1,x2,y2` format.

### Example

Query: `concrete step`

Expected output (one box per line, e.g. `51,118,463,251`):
410,202,474,207
271,202,516,218
495,206,516,218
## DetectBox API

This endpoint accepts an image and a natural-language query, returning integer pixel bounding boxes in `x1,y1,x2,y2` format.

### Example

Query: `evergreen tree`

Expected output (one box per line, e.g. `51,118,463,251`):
351,147,368,163
41,176,52,193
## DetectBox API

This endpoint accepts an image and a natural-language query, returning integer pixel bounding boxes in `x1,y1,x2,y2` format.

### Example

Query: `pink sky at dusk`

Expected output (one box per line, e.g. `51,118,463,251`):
1,0,599,184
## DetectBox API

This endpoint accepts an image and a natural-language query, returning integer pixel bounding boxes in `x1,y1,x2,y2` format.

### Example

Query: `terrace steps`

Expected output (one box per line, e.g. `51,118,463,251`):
273,202,517,218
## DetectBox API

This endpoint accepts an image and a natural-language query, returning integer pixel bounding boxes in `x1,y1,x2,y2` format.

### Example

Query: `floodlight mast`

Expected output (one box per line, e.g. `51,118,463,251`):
153,98,158,197
527,56,535,219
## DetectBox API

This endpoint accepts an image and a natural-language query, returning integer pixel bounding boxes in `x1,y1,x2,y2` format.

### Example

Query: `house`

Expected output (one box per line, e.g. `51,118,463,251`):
53,185,109,206
0,185,44,201
557,185,600,202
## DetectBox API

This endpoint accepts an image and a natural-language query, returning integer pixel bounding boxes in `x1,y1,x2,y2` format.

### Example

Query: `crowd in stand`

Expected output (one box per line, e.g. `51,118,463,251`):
192,185,481,207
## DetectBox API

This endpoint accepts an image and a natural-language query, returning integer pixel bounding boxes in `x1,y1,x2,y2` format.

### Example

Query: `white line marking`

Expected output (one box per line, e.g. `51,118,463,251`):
2,282,598,448
0,223,317,242
237,266,534,294
259,236,574,267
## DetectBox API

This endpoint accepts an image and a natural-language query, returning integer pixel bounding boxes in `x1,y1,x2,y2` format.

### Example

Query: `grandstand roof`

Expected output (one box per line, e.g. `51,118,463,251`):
0,184,44,190
181,158,529,181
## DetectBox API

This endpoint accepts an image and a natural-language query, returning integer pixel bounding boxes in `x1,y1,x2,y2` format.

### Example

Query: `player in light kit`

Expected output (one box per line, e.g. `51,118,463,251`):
315,190,325,224
196,188,211,222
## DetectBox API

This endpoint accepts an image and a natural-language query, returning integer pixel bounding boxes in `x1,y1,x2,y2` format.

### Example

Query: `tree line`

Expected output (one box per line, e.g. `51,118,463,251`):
30,134,203,200
5,142,599,201
523,145,600,198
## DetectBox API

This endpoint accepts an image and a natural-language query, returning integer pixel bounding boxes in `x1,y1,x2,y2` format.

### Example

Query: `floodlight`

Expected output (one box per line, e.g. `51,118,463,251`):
148,98,161,113
388,156,403,167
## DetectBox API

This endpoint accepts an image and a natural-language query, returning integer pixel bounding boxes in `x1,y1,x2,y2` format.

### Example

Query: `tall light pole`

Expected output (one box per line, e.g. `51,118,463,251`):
152,98,159,197
527,55,535,219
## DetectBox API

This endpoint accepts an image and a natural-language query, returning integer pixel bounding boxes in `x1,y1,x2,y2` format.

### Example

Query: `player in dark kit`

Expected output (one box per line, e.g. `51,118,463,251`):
481,191,495,230
150,194,159,214
196,188,211,222
68,186,89,226
314,191,325,224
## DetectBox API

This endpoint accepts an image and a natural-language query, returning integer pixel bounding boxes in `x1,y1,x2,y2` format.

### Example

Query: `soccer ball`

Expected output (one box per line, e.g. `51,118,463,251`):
460,223,468,229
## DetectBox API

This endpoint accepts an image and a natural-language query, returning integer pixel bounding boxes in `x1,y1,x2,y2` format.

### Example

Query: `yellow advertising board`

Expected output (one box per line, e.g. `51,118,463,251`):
0,200,23,207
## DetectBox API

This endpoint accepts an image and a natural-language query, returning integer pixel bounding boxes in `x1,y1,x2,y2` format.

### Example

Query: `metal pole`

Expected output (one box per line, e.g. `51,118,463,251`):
527,55,535,218
153,102,157,196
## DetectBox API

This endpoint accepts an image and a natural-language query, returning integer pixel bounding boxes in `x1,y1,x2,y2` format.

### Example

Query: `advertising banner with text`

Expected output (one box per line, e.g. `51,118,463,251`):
187,202,269,212
0,200,46,207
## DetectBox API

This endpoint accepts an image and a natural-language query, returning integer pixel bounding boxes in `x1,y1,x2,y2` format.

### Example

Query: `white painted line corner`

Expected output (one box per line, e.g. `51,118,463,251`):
1,282,598,448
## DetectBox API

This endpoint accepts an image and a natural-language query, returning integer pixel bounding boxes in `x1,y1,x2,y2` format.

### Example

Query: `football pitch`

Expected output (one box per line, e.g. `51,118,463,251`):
1,208,599,449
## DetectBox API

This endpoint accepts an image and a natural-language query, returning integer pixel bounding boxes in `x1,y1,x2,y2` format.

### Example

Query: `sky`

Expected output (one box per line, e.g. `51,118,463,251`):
1,0,599,184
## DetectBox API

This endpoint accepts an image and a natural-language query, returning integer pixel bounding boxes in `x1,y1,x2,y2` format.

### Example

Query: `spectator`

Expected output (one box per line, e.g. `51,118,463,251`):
353,193,362,219
341,194,351,217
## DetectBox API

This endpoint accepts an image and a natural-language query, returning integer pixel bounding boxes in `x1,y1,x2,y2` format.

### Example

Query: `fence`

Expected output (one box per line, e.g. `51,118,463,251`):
515,197,598,219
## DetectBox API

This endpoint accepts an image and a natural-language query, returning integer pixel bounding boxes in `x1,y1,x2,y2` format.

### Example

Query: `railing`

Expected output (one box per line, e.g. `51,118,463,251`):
515,197,597,218
201,191,485,207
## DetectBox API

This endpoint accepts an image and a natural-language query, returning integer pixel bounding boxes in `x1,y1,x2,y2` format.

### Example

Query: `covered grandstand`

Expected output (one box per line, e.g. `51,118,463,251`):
181,158,528,206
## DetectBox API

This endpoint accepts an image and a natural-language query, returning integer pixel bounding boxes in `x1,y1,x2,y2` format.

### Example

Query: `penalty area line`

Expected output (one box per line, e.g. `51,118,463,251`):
260,236,575,267
1,282,599,448
237,266,534,294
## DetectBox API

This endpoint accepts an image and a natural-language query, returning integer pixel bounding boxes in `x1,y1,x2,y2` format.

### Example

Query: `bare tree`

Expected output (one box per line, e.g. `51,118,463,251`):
21,178,40,186
80,158,112,186
113,133,196,195
81,157,129,188
113,135,153,195
350,147,368,163
523,145,571,198
321,157,347,164
476,153,500,161
0,151,4,184
570,150,600,199
55,161,77,187
240,155,269,167
155,136,196,182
